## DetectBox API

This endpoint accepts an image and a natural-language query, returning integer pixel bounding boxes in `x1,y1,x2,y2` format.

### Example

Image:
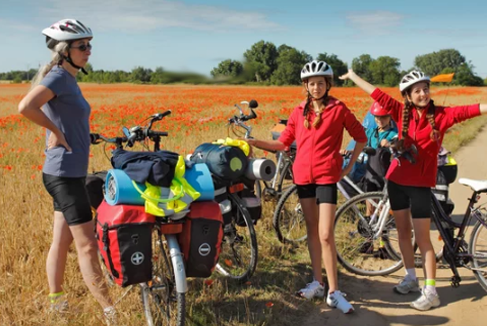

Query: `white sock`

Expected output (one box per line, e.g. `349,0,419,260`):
424,285,437,294
405,268,416,281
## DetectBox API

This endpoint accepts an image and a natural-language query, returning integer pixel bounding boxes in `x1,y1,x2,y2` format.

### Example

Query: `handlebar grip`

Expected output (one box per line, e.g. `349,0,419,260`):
149,130,168,137
90,133,100,144
161,110,171,118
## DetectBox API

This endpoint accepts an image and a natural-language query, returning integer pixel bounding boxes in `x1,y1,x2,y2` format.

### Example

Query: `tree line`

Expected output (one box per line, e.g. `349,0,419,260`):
1,42,485,86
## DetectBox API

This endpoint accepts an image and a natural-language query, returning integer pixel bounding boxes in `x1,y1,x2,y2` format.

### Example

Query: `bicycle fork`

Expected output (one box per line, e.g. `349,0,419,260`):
165,235,188,293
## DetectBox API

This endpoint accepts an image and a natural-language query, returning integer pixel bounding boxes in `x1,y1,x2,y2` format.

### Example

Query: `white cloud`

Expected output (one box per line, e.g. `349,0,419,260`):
41,0,283,32
346,11,404,35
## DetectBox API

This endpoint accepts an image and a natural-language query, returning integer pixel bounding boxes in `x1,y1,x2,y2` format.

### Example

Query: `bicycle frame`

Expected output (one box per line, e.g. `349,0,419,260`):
430,190,487,284
337,175,365,200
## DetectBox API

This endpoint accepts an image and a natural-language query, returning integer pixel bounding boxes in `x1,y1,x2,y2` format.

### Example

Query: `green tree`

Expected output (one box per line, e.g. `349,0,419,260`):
130,66,152,83
351,54,374,83
454,62,484,86
414,49,466,76
270,45,311,85
243,40,278,82
210,60,243,78
316,53,348,86
369,56,401,86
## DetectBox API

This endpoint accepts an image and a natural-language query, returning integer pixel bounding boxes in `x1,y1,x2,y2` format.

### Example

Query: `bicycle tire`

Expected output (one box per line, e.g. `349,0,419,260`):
216,193,258,283
469,218,487,292
272,184,307,244
334,192,404,276
141,232,186,326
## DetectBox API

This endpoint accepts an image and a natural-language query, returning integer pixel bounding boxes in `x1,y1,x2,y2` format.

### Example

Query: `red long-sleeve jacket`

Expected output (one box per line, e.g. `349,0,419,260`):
278,97,367,185
371,88,481,187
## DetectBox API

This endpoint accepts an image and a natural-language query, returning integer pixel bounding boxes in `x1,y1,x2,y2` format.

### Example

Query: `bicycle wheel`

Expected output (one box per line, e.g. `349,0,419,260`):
273,184,307,244
141,232,185,326
469,218,487,292
217,193,258,283
334,192,404,276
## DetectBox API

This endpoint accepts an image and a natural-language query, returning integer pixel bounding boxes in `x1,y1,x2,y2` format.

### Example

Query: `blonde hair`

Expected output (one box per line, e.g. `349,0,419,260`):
30,42,70,89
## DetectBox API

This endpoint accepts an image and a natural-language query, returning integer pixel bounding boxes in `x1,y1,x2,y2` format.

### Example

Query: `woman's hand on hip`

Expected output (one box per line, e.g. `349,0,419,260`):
48,132,72,152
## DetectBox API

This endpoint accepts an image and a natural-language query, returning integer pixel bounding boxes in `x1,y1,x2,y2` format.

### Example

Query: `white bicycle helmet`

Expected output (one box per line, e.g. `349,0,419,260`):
42,19,93,49
399,70,430,92
301,60,333,80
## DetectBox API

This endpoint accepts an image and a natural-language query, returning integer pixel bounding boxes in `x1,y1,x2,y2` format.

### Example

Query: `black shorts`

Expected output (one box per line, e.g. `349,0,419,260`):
42,173,93,226
387,180,432,219
296,183,337,205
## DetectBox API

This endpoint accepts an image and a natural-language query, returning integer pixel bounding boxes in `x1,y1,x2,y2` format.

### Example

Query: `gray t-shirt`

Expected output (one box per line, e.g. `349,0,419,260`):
40,66,91,177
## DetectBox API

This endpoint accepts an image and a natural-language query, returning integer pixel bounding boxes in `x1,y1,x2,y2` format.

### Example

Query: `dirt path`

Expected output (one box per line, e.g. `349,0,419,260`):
304,130,487,326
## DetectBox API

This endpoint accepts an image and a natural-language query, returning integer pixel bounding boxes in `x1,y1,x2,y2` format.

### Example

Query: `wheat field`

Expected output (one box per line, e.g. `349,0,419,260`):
1,83,487,325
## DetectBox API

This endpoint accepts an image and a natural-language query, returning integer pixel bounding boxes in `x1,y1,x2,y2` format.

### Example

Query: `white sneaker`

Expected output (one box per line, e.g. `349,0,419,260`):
326,291,354,314
49,293,69,314
296,280,325,300
410,288,441,311
394,277,420,294
104,306,118,326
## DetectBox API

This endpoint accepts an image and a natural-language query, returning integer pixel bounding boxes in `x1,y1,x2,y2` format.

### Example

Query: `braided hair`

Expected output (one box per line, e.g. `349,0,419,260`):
302,77,332,129
397,90,439,150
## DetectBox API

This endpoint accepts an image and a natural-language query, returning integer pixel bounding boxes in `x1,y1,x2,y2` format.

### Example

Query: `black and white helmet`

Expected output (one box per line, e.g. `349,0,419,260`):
42,19,93,49
300,60,333,81
399,70,430,92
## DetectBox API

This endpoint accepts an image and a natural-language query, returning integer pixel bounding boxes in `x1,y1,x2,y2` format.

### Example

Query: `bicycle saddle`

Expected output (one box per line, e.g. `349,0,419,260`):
458,178,487,192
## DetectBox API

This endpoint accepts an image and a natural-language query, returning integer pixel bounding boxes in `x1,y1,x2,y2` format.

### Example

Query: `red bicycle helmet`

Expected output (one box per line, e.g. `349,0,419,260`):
370,102,389,116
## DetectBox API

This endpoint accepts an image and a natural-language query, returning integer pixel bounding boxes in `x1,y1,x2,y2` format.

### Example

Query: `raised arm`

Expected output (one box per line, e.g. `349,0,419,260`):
339,69,377,95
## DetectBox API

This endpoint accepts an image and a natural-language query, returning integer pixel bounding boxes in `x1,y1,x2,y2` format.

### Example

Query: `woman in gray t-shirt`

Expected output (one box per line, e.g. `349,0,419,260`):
18,19,115,321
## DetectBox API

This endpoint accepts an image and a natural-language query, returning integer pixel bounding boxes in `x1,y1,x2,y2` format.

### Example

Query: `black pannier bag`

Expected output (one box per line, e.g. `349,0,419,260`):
363,147,392,191
85,171,107,209
191,143,248,181
432,168,454,216
96,201,155,287
236,180,262,226
177,201,223,278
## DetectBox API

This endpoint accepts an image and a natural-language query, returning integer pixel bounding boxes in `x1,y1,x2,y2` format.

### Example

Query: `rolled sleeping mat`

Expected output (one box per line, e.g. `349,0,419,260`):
184,163,215,201
244,158,276,181
104,169,146,206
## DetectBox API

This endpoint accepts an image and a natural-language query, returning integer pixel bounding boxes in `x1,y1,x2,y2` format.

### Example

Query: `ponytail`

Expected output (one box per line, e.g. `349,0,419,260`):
30,42,70,90
426,100,440,141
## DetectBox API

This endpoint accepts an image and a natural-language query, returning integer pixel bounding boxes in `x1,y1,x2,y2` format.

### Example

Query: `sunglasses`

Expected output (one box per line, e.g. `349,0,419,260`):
70,43,92,52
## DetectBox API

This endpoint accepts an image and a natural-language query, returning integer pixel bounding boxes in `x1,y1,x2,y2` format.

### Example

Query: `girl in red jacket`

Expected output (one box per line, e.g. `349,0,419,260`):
340,69,487,311
247,60,367,314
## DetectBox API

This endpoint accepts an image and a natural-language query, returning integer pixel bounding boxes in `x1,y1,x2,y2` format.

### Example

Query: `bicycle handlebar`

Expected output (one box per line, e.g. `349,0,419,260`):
90,111,170,150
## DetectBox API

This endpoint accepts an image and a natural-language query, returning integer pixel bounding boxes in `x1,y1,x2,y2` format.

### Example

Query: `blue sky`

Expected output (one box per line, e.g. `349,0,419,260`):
1,0,487,78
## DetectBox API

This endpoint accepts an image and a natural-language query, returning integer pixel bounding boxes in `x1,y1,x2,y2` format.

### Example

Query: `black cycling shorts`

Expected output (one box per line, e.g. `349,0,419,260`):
296,183,337,205
42,173,93,226
387,180,432,219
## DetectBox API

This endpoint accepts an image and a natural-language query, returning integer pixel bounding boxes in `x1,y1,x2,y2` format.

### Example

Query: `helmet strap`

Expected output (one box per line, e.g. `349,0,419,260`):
62,53,88,75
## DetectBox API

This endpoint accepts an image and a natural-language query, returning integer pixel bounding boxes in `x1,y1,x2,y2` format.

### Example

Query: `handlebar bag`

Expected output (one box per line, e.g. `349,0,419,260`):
177,201,223,278
95,201,155,287
191,143,248,181
111,149,179,187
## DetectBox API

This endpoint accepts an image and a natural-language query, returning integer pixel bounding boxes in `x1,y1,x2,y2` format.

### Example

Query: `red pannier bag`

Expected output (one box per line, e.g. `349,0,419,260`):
95,201,156,287
178,201,223,278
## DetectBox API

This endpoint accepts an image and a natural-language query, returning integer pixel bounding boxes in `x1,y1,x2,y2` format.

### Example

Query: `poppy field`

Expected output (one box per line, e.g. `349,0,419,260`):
1,83,487,325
